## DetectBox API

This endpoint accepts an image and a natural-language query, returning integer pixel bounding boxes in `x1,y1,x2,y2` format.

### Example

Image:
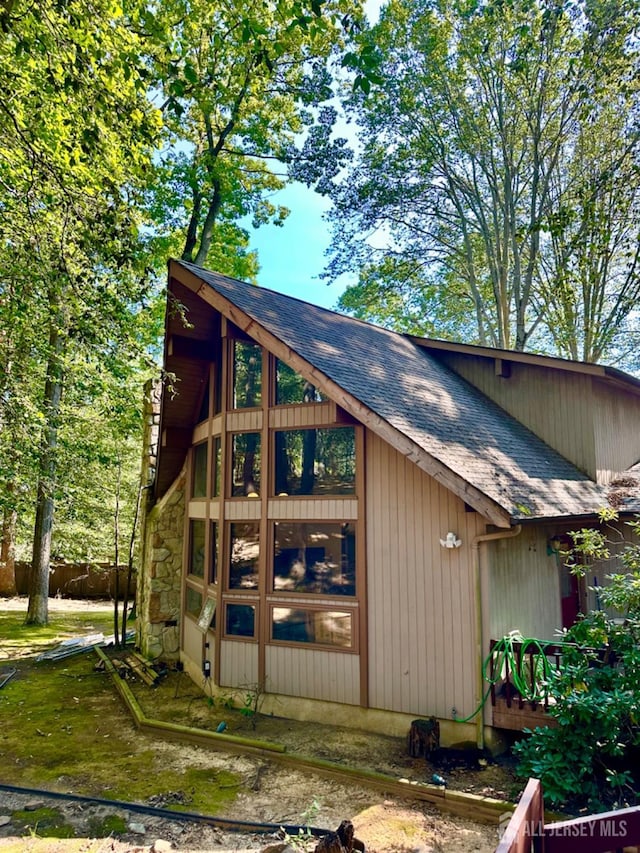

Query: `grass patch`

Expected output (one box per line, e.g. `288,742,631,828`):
0,606,115,662
0,603,242,818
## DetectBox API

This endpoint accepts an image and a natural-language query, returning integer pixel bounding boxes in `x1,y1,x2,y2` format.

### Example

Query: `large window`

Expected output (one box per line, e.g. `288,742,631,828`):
192,442,208,499
229,523,260,590
271,607,353,649
274,427,355,496
231,433,261,497
188,519,205,578
276,360,327,405
233,341,262,408
273,522,356,596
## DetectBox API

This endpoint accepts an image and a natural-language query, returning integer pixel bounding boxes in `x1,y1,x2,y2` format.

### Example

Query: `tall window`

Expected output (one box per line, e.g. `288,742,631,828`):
210,521,219,585
276,360,327,405
233,341,262,408
274,427,355,496
188,520,205,578
229,522,260,590
212,436,222,497
192,442,208,499
232,432,261,497
273,522,356,595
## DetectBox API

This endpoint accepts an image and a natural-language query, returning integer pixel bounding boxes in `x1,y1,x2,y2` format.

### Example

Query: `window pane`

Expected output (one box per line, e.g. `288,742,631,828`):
274,428,355,496
232,432,261,497
229,523,260,589
272,608,352,649
210,521,219,585
212,436,221,497
186,586,203,617
276,360,327,405
233,341,262,408
273,523,356,596
189,519,205,578
192,443,208,498
197,383,210,423
226,603,255,637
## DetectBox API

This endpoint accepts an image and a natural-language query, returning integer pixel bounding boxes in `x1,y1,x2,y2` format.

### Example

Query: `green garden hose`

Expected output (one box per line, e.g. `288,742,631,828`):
453,633,564,723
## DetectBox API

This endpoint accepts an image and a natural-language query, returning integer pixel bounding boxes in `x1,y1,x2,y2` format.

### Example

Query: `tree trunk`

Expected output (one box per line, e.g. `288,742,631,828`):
0,505,17,596
26,305,64,626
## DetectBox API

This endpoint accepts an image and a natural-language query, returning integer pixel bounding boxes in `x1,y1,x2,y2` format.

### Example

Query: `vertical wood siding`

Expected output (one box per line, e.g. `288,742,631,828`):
436,354,597,478
219,639,259,687
226,411,263,432
265,646,360,704
592,380,640,482
485,525,562,642
269,403,336,428
224,500,262,520
183,618,204,665
365,431,485,719
267,499,358,520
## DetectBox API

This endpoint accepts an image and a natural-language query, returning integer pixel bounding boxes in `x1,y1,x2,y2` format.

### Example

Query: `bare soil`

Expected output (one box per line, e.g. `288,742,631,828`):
0,598,519,853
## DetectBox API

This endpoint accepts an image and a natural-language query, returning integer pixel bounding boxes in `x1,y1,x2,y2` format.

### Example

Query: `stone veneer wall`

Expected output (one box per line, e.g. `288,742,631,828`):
136,379,185,661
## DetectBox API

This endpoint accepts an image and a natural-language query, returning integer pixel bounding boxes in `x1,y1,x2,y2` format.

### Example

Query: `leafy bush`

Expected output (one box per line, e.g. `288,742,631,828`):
514,514,640,809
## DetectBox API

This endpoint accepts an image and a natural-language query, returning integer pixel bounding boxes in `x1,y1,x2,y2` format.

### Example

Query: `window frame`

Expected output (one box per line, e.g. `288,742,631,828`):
223,599,258,641
268,603,358,653
271,520,357,599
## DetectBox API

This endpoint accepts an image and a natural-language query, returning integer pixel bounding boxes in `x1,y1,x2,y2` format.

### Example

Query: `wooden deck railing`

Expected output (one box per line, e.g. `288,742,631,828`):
496,778,640,853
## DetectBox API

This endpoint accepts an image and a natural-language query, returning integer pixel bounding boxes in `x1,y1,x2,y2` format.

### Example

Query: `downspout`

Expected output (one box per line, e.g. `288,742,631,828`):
472,524,522,750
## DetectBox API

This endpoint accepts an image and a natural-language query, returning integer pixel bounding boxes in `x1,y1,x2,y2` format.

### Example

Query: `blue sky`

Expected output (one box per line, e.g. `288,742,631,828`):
246,0,382,311
247,180,348,311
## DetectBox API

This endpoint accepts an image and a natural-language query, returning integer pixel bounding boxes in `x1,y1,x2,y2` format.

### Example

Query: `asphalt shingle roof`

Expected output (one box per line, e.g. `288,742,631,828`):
177,260,635,522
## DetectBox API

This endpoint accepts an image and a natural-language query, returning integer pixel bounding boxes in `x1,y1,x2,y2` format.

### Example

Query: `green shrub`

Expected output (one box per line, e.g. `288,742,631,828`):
514,514,640,809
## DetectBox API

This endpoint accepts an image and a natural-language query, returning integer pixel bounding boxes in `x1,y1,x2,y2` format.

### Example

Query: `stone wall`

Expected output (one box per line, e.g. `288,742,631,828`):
137,379,184,661
138,473,185,660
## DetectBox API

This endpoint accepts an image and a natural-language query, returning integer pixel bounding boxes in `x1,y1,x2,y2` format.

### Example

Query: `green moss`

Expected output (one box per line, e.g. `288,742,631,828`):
11,807,76,838
87,814,128,836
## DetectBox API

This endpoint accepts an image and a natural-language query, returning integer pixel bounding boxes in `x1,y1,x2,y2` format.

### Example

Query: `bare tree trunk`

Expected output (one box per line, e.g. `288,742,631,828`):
113,461,121,648
0,505,17,596
26,301,64,626
122,476,143,647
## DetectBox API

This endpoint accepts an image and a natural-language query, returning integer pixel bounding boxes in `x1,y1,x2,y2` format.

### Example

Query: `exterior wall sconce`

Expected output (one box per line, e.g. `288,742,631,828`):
440,532,462,549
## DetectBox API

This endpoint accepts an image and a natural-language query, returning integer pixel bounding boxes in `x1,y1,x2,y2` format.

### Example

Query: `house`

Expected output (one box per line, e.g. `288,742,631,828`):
137,258,640,750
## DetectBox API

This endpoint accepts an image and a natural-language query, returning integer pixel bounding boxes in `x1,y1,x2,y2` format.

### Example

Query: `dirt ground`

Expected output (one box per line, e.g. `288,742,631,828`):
0,598,519,853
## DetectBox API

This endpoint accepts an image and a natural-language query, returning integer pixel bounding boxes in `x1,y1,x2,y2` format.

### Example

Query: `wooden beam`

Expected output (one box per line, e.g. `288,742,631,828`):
170,263,512,528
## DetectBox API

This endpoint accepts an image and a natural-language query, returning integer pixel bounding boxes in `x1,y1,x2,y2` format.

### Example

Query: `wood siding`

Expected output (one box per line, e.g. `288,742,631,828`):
183,617,204,665
269,403,336,428
226,411,263,432
365,431,485,719
267,498,358,520
484,525,562,642
224,500,262,520
435,353,597,478
265,646,360,704
593,380,640,482
219,639,259,687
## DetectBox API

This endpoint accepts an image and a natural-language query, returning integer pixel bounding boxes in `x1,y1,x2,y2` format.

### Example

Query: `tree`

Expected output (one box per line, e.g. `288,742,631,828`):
326,0,640,359
142,0,360,271
0,0,161,623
